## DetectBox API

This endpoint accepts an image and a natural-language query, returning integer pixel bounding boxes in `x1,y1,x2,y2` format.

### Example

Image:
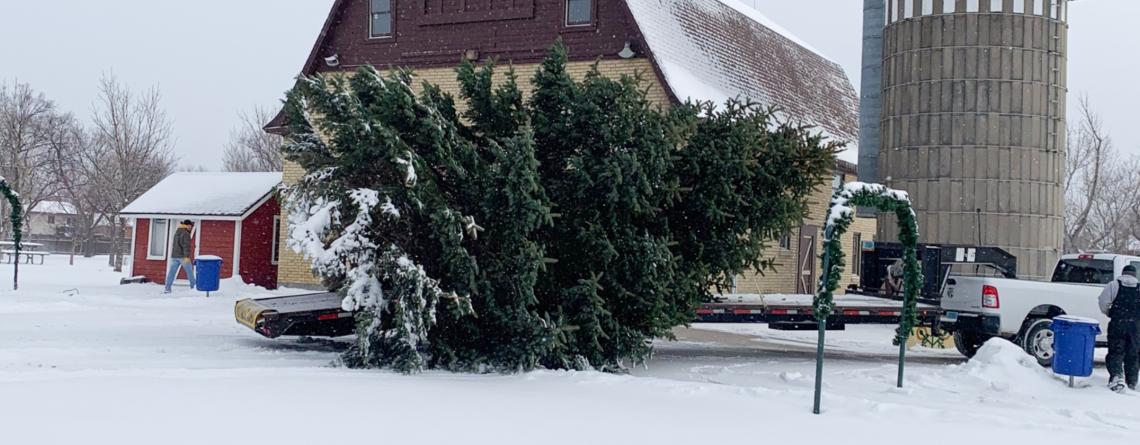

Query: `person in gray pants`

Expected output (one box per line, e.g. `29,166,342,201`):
163,220,196,293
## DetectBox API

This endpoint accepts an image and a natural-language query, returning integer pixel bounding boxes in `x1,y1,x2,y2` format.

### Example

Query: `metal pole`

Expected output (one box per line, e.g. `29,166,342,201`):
13,239,19,291
897,336,906,388
813,317,827,414
812,227,834,414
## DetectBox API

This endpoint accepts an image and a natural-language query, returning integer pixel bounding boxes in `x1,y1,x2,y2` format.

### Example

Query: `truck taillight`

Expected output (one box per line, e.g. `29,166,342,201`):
1078,254,1094,260
982,285,1000,308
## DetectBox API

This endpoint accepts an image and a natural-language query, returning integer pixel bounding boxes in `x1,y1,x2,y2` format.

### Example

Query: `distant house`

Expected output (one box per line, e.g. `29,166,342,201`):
26,201,77,237
268,0,873,294
120,172,283,289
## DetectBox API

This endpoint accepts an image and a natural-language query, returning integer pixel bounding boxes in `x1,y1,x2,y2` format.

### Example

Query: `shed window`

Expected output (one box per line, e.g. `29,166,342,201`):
148,219,169,259
566,0,592,26
271,216,281,265
370,0,393,38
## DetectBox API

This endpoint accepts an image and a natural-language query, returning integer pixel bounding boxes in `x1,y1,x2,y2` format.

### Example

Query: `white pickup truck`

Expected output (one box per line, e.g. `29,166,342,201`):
940,253,1140,366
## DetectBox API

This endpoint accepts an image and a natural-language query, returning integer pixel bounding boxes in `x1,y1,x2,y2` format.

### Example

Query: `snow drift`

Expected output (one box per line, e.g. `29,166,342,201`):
940,338,1058,394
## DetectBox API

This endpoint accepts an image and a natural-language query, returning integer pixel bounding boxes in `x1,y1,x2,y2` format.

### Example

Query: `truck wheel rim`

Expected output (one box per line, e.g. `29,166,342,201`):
1032,329,1054,360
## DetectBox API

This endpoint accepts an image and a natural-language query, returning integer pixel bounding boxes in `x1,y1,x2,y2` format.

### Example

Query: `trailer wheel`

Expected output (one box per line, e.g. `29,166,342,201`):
953,331,986,358
1020,318,1054,367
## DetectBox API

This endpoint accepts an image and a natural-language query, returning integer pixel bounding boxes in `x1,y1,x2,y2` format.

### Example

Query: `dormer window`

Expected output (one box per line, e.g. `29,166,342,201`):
566,0,592,26
370,0,393,38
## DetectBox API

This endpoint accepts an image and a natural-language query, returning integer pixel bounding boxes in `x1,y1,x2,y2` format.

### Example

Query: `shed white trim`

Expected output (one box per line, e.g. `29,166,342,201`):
146,219,170,261
121,213,244,222
127,218,137,277
194,220,201,257
232,220,242,278
239,191,276,221
270,216,281,266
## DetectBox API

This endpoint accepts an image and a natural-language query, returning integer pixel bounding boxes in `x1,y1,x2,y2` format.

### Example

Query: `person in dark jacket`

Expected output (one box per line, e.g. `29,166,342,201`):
163,220,196,294
1098,264,1140,392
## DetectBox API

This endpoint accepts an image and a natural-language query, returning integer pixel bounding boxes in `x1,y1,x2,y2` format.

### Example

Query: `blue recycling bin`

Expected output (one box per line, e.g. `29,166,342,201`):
1052,315,1101,379
195,255,224,294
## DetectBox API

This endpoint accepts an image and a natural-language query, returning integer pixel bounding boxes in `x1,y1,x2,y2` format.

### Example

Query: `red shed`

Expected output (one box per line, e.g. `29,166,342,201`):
121,172,283,289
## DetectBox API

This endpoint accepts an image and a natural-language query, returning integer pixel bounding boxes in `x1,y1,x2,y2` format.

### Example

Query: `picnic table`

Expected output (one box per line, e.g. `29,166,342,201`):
0,241,49,265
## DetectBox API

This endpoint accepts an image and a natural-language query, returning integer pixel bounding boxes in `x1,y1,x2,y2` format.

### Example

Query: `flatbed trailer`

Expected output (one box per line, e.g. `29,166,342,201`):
234,244,1017,337
697,294,942,329
235,292,942,337
235,293,354,339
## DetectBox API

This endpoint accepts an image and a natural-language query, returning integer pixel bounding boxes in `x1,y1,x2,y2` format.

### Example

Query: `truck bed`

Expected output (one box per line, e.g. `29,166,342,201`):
235,293,354,339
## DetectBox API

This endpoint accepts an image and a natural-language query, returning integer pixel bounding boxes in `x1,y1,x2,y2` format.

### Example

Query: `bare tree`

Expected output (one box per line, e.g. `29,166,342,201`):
1063,96,1111,252
222,107,283,172
89,74,177,270
45,112,110,258
1083,153,1140,252
0,81,66,237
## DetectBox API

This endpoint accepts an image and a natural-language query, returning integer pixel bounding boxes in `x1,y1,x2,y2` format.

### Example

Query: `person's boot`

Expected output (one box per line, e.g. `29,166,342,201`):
1109,377,1127,393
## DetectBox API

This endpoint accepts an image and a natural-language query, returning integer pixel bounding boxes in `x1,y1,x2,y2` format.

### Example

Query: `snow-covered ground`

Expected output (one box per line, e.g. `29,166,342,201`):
0,256,1137,444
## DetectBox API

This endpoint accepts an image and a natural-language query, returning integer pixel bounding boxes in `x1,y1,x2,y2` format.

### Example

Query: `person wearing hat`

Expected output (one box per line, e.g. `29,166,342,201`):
164,220,196,294
1099,264,1140,392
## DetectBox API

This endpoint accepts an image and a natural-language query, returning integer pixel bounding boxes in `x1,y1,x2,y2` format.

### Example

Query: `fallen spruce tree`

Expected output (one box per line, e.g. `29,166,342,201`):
280,43,841,373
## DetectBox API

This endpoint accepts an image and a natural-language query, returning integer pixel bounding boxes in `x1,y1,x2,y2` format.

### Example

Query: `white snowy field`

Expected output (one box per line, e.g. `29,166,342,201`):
0,256,1137,445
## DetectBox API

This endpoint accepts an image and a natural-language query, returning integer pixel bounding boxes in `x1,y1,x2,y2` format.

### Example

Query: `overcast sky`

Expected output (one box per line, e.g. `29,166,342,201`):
1,1,1135,170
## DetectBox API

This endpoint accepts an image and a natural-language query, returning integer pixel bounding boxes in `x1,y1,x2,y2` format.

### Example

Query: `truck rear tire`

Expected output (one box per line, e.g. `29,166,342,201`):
953,331,986,358
1020,318,1054,367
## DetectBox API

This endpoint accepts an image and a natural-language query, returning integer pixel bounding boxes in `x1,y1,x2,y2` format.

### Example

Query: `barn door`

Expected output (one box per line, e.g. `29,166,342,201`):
796,225,819,295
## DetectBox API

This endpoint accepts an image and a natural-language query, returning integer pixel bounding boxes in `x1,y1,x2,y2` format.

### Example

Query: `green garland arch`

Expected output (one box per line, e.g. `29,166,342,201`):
811,182,921,414
0,177,23,291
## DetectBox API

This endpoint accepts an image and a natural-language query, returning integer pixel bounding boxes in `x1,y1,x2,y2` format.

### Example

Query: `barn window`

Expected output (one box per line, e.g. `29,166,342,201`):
48,215,56,225
566,0,592,26
148,219,169,260
271,216,281,265
370,0,393,38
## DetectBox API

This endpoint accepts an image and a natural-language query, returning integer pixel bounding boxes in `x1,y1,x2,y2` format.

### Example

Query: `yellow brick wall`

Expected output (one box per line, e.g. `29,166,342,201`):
278,161,320,288
277,58,669,288
731,173,878,296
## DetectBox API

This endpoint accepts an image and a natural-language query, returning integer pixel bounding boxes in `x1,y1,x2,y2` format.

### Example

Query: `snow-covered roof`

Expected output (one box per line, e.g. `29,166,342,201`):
120,172,282,218
626,0,861,162
30,201,77,215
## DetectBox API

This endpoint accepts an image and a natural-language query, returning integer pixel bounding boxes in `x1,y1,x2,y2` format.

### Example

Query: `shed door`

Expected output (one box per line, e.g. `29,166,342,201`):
796,225,818,295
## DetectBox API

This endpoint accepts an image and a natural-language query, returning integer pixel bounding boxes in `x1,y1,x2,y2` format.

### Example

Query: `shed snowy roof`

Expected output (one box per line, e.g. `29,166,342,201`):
120,172,282,218
30,201,77,215
625,0,860,162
